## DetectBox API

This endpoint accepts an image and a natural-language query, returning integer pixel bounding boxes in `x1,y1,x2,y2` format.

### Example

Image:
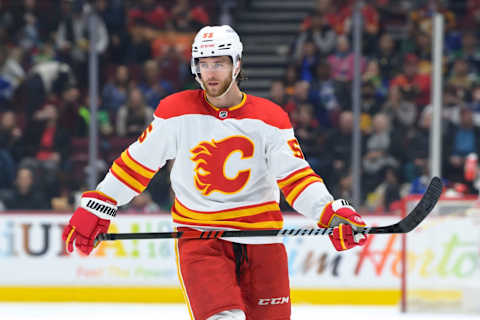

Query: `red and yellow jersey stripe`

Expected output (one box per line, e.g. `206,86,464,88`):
277,166,324,206
110,149,157,193
171,198,284,230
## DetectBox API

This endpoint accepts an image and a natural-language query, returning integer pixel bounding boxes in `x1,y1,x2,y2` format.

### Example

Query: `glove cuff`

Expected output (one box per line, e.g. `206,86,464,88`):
80,190,118,220
330,199,355,212
318,199,362,228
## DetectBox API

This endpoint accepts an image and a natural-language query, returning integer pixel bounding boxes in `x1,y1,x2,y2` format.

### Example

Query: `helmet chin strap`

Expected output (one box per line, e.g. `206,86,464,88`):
196,62,240,100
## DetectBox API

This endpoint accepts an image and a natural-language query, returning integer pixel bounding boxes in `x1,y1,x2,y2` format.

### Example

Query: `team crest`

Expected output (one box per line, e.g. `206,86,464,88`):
190,136,254,195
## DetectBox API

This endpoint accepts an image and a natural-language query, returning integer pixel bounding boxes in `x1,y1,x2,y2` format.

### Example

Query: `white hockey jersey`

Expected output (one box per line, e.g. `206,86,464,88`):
96,89,334,243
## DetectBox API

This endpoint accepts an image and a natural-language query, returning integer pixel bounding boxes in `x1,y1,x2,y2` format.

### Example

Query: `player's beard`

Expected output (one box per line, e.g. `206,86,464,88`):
203,76,233,97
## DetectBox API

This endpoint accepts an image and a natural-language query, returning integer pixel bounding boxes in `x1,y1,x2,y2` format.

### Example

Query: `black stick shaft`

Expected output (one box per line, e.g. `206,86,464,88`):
96,177,442,242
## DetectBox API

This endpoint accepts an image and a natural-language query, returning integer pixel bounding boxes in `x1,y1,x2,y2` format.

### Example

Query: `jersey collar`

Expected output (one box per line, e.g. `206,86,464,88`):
203,91,247,112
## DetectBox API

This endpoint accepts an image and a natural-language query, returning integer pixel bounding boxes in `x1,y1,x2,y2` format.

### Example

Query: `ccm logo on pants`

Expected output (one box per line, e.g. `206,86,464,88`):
257,297,290,305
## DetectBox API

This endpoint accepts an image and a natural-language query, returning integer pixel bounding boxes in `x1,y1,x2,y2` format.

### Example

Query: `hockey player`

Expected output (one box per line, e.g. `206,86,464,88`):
62,25,368,320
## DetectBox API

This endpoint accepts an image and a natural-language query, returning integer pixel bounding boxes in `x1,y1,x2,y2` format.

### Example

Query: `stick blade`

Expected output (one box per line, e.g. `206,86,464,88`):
369,177,443,234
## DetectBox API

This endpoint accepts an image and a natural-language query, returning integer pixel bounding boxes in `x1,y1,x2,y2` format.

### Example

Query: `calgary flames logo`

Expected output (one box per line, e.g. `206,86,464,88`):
190,136,255,196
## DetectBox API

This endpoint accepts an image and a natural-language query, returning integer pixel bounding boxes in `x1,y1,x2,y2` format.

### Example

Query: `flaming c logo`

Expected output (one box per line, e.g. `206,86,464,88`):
190,136,255,196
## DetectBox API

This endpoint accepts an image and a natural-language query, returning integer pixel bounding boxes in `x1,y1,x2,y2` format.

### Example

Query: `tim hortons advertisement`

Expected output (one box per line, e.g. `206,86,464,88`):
0,214,478,289
405,215,480,290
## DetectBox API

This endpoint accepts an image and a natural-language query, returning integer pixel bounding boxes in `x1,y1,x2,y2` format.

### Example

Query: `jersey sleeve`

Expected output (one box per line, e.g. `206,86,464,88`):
96,115,178,206
268,126,334,222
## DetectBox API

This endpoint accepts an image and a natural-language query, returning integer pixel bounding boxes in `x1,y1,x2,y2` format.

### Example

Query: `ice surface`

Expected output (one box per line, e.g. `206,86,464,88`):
0,303,477,320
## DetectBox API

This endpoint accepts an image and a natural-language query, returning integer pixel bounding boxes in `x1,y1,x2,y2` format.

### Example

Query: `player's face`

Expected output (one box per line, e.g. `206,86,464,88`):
198,56,234,97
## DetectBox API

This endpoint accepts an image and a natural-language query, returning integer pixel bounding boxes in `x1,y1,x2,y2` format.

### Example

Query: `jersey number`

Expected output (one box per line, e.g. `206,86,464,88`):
287,138,304,159
138,124,153,143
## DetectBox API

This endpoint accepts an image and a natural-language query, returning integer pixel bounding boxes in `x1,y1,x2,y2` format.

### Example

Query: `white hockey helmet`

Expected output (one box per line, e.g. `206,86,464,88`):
191,25,243,76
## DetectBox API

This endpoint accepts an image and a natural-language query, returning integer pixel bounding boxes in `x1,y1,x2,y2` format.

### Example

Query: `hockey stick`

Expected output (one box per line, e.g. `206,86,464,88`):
96,177,442,242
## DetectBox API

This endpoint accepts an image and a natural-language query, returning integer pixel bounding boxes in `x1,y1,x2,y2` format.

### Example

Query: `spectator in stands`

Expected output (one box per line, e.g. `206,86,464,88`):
363,113,398,194
361,75,384,115
291,103,322,162
19,102,71,203
437,84,464,127
381,85,417,131
338,0,380,37
102,65,130,113
24,60,76,116
375,33,402,81
327,35,366,83
363,60,389,102
3,0,480,210
0,148,15,190
301,0,339,32
2,166,49,210
31,41,56,65
382,167,402,212
0,111,19,189
409,162,431,195
124,20,153,65
284,80,310,117
401,31,431,74
390,53,431,108
57,85,82,137
330,171,353,203
365,166,401,212
116,88,153,137
295,40,318,83
8,0,43,50
447,59,478,100
22,104,71,175
294,13,336,60
404,106,431,182
282,64,299,96
0,110,23,162
337,0,380,55
375,0,412,31
127,0,169,30
309,62,339,127
150,26,196,63
73,94,113,138
138,60,173,109
0,46,25,109
445,107,480,183
55,1,109,85
324,111,358,182
407,0,455,35
469,84,480,125
269,80,288,109
449,31,480,75
463,0,480,30
96,0,127,65
169,0,210,32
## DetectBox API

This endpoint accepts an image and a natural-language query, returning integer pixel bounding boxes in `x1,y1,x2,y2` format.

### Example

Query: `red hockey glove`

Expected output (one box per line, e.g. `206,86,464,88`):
62,191,117,255
318,199,367,251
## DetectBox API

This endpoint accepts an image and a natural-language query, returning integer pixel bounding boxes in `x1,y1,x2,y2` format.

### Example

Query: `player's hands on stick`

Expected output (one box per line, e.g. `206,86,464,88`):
62,191,117,255
318,199,367,251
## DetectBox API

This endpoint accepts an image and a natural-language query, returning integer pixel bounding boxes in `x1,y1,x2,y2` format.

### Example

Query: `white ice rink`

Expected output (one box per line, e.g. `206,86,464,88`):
0,303,477,320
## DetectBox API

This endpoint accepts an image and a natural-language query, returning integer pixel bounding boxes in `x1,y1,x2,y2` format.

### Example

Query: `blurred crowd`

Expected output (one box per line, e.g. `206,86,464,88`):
273,0,480,212
1,0,480,214
0,0,214,212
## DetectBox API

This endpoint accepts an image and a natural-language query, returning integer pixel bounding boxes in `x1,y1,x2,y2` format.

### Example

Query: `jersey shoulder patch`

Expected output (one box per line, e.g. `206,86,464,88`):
154,90,205,119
